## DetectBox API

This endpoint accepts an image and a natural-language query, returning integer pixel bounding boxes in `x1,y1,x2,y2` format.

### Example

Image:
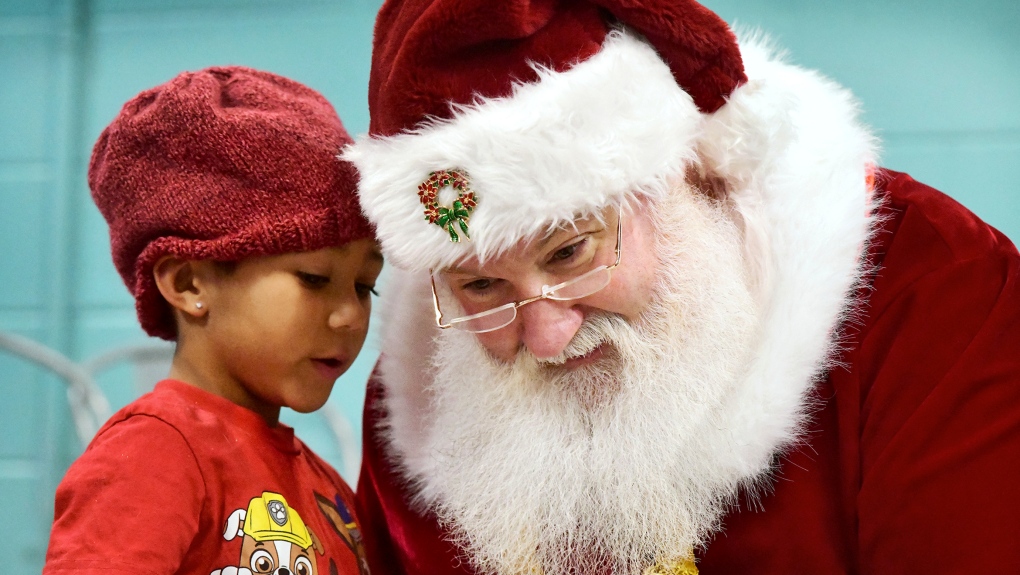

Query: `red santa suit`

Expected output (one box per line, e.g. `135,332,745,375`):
342,0,1020,573
354,168,1020,574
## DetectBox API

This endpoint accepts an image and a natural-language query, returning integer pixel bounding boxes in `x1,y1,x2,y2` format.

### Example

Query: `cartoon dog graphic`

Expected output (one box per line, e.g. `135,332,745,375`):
212,492,323,575
314,493,371,575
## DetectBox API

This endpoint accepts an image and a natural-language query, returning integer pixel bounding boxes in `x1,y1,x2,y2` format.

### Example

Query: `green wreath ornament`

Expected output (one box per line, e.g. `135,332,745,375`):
417,169,477,243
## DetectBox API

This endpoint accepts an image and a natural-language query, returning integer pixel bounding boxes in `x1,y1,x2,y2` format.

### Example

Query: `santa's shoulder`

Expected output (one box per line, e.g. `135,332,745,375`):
871,169,1019,304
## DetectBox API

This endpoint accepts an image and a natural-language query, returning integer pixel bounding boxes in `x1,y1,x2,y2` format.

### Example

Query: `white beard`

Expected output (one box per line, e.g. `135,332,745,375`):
406,185,763,575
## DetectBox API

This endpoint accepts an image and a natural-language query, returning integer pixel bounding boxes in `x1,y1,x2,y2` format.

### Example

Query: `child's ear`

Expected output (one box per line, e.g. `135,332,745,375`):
152,256,207,318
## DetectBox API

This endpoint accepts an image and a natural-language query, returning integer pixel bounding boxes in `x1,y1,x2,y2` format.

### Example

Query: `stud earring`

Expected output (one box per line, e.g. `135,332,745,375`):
195,302,204,309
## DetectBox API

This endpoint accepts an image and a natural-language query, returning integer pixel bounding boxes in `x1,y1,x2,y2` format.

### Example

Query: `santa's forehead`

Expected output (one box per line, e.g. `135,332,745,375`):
442,208,619,273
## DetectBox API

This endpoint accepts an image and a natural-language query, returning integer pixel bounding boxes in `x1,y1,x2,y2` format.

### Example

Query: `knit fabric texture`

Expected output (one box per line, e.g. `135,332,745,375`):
89,66,374,340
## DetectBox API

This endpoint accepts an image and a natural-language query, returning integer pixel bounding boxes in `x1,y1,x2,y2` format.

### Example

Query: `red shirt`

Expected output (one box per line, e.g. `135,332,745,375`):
44,380,371,575
354,171,1020,574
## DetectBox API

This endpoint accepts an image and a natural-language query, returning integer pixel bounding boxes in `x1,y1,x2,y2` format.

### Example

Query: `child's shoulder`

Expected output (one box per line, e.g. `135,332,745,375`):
68,381,220,483
50,380,370,575
90,379,278,463
97,379,224,434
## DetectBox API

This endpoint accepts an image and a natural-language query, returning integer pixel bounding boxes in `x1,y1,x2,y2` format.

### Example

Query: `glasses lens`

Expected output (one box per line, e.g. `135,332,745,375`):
434,211,621,332
545,266,612,301
449,304,518,333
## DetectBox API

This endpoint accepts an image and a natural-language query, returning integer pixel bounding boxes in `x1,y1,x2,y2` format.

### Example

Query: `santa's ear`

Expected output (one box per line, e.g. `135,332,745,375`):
222,509,246,541
684,163,730,202
153,256,209,319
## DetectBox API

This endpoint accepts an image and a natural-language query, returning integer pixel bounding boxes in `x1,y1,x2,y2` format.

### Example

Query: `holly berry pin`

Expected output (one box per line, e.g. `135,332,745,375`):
417,169,477,243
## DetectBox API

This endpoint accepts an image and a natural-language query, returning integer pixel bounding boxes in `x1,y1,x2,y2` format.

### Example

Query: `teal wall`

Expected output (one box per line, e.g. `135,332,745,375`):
706,0,1020,238
1,1,1017,572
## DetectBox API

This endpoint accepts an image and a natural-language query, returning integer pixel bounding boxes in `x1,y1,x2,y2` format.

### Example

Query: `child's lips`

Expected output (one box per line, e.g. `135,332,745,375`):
311,355,348,380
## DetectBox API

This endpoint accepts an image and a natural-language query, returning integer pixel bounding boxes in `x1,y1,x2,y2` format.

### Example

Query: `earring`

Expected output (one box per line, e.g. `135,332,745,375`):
195,302,204,309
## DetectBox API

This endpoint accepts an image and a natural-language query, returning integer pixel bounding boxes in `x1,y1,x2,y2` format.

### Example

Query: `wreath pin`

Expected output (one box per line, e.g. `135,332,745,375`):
417,169,477,242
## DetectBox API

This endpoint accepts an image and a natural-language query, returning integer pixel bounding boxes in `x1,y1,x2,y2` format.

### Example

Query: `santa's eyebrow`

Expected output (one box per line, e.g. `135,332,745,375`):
441,219,604,276
536,229,574,251
537,219,608,252
441,265,479,276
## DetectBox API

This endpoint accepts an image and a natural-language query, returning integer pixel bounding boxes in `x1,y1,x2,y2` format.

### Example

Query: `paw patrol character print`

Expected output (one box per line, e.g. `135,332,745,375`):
211,492,323,575
314,492,370,575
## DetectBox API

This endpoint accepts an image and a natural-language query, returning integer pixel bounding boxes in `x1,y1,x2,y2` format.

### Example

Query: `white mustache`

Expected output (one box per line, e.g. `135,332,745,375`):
537,313,623,365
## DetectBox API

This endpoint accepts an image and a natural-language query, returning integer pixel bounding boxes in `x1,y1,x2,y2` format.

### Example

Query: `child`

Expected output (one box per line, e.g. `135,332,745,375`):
43,66,380,575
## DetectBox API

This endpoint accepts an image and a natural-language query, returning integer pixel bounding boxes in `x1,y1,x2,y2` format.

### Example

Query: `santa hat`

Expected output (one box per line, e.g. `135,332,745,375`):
347,1,880,512
344,0,747,271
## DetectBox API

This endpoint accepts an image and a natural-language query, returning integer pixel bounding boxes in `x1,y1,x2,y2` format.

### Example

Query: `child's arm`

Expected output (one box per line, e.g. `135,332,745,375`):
43,414,205,574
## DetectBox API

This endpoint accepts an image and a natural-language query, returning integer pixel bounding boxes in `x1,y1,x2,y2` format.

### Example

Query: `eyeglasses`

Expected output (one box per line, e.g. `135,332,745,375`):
430,211,623,333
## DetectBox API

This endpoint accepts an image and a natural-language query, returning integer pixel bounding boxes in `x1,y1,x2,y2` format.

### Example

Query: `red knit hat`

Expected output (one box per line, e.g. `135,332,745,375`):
344,0,745,271
90,66,374,340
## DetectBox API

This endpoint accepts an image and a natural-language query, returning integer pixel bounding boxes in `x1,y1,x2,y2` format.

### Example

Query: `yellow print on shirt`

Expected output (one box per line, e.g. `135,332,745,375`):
211,491,323,575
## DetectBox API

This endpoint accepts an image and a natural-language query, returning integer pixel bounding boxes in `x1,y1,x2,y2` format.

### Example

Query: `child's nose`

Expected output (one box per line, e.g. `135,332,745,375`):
328,295,370,332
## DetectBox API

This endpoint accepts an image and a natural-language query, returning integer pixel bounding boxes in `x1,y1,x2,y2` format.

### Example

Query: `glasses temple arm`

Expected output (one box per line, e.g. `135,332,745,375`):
430,273,449,327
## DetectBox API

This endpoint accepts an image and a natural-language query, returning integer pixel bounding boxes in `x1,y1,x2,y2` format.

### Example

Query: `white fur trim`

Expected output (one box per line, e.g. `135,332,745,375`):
373,269,438,473
344,30,701,271
697,35,877,474
375,34,878,496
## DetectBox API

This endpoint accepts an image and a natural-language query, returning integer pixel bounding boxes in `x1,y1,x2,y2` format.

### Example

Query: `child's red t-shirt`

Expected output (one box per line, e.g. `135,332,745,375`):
44,379,370,575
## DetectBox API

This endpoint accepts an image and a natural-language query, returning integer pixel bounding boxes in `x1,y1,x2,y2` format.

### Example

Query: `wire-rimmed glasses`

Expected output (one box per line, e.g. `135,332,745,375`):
430,211,623,333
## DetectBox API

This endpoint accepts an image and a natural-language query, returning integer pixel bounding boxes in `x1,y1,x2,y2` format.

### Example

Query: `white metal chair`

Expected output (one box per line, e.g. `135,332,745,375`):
1,332,360,477
0,331,111,448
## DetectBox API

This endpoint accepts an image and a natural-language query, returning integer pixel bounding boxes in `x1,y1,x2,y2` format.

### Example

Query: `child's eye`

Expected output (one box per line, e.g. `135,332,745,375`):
356,283,379,298
296,271,330,287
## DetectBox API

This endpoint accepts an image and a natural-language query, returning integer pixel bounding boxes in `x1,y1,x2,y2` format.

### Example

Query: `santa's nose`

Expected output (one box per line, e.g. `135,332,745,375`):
517,298,584,359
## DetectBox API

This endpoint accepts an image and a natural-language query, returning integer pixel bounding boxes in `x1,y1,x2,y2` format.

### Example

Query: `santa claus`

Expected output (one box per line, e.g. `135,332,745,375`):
342,0,1020,573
